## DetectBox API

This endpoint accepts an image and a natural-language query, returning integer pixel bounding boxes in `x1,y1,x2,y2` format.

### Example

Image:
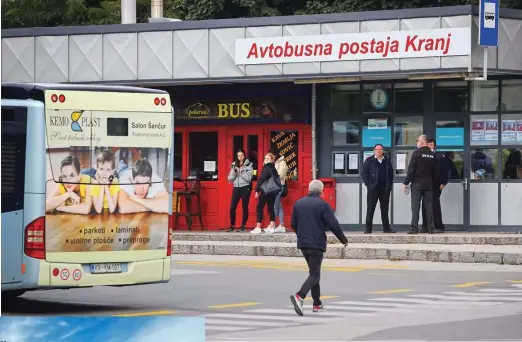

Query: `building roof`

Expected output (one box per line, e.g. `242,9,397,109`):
2,5,522,38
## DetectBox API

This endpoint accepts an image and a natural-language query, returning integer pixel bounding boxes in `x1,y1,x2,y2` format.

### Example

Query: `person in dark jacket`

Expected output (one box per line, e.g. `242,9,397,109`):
361,143,395,234
403,135,439,234
227,149,253,232
251,152,279,234
421,139,449,233
289,180,348,316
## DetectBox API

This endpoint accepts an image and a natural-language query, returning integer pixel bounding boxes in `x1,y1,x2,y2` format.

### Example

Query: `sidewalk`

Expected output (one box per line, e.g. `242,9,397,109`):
172,232,522,265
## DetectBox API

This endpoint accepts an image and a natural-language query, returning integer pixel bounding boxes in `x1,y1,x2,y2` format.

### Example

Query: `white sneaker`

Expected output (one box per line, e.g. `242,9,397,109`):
264,227,275,234
274,226,286,233
290,294,304,316
250,227,263,234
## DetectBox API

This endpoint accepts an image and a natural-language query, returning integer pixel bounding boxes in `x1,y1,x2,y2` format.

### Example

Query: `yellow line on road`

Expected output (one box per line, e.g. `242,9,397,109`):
173,261,408,271
507,280,522,283
114,310,177,317
209,302,261,309
303,296,339,301
451,282,493,288
369,289,414,294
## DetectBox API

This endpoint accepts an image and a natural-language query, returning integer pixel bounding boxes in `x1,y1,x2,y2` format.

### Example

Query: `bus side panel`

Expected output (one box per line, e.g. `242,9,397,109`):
1,211,24,284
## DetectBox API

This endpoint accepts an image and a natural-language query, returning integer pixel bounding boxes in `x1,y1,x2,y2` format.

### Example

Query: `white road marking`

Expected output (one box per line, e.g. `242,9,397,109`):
323,305,424,313
244,308,376,317
205,325,250,331
204,313,322,323
205,319,297,327
409,294,522,301
369,298,502,305
443,291,522,297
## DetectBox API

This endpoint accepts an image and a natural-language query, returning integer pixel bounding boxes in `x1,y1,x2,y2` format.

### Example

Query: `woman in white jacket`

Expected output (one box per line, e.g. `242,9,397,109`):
273,153,288,233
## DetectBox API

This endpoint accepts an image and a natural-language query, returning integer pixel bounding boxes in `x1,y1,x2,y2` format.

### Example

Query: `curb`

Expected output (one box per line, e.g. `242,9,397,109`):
172,232,522,245
172,242,522,265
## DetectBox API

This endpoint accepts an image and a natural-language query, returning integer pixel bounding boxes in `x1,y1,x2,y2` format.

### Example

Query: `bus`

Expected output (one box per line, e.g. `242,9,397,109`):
1,83,174,300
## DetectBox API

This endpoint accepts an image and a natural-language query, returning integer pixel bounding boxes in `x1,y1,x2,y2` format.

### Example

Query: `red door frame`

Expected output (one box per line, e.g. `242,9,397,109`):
174,123,311,230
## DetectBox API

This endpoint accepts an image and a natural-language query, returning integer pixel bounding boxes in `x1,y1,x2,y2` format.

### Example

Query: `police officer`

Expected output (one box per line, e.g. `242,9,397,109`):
403,135,438,234
421,139,449,234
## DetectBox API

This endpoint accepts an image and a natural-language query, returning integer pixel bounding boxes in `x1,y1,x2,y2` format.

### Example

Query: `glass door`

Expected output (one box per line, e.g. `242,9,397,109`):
226,129,264,227
433,116,469,230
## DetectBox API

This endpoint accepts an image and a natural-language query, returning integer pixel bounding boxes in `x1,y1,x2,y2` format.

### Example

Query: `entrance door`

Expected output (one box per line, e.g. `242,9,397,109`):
432,116,469,230
226,129,263,228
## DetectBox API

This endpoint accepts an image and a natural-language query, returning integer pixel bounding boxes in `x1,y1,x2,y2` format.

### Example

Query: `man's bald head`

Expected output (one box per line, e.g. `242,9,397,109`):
417,135,428,148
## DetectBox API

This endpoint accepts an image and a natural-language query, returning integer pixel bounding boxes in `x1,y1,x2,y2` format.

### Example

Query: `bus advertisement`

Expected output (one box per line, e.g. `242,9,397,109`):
2,84,174,300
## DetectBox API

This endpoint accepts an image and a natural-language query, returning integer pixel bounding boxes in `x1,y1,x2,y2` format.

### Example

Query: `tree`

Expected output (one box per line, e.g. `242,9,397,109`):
1,0,521,29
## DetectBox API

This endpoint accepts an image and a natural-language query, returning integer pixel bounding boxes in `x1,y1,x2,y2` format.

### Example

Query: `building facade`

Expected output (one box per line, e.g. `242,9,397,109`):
2,5,522,231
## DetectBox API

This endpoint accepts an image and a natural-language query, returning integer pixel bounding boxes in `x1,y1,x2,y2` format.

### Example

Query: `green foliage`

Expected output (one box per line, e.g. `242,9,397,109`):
1,0,521,29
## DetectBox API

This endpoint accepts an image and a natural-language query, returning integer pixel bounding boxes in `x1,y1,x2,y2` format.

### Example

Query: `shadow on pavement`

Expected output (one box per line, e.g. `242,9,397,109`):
2,296,133,316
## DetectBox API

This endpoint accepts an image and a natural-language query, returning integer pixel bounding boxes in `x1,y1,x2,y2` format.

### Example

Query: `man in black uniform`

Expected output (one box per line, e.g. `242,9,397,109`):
403,135,438,234
421,139,449,234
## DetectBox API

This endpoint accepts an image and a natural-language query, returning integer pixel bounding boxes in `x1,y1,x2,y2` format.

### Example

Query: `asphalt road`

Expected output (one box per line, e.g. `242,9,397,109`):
3,255,522,341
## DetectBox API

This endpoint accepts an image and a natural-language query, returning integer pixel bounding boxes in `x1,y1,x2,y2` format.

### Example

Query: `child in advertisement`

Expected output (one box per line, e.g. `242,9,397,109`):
45,155,93,214
90,150,120,214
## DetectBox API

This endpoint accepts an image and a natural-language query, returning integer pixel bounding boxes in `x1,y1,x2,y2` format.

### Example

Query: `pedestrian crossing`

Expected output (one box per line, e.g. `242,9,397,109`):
203,284,522,334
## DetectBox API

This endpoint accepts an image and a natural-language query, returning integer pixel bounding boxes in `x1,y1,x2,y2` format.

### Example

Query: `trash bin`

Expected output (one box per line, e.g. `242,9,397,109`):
318,178,336,210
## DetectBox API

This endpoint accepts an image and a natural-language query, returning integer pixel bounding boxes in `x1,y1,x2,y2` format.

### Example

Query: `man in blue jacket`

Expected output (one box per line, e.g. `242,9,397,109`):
361,144,395,234
289,180,348,316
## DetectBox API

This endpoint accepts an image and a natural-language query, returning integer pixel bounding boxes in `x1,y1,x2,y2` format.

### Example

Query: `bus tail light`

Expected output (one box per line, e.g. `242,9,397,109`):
167,214,173,256
24,216,46,259
154,97,160,106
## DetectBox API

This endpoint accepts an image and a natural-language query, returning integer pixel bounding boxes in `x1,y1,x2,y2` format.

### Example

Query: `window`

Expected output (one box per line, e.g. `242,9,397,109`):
247,135,259,181
174,133,182,178
107,118,129,136
394,116,423,147
332,152,359,176
501,114,522,145
1,107,27,213
333,121,360,146
471,148,498,180
471,80,499,112
437,150,464,180
331,84,361,117
502,148,522,179
232,135,244,156
189,132,218,180
436,120,465,147
394,82,424,113
363,83,393,113
394,150,415,176
502,79,522,111
433,81,469,112
470,114,499,146
270,130,298,181
362,117,391,148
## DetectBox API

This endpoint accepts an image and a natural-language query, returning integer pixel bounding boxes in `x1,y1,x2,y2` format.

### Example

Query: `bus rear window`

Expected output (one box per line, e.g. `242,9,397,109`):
107,117,128,136
1,108,27,213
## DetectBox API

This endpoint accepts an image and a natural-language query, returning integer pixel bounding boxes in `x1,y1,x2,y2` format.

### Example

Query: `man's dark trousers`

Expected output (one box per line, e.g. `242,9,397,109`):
411,183,434,231
365,185,391,231
297,248,323,306
422,187,444,231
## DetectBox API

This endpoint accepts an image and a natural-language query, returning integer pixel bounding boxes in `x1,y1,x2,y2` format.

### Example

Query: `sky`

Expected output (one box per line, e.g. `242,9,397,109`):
0,316,205,342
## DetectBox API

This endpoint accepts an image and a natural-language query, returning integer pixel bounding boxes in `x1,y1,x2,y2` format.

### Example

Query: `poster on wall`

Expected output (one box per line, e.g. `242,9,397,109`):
518,121,522,142
362,118,391,147
270,131,298,180
435,127,464,146
44,109,170,253
502,120,517,143
471,117,498,145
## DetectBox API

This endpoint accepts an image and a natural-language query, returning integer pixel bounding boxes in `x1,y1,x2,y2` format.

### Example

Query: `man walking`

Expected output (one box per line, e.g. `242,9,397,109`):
403,135,438,234
421,139,449,233
361,143,395,234
289,180,348,316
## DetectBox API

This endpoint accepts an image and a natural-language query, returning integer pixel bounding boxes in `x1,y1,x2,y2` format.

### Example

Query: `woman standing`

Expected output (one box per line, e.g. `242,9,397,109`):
274,153,288,233
251,152,280,234
227,150,253,232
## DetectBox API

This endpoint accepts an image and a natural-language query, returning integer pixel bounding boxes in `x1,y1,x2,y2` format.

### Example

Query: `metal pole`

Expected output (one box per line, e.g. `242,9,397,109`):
311,83,317,180
483,47,488,80
121,0,136,24
151,0,164,19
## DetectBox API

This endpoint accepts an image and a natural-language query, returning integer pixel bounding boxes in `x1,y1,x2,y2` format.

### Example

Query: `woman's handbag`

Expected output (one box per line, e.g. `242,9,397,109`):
281,183,288,197
260,173,282,196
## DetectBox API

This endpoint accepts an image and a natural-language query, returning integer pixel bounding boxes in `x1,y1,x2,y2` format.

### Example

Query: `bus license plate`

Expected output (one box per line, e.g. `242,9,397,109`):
90,263,122,274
